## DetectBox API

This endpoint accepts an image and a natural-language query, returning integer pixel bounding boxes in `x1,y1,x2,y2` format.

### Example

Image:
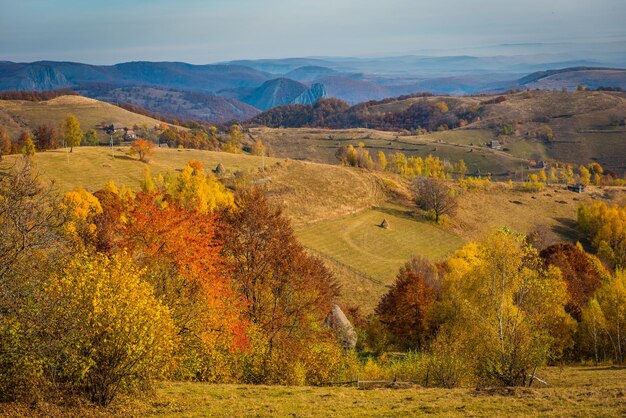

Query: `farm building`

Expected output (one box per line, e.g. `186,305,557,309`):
567,184,586,193
488,140,501,150
123,129,137,141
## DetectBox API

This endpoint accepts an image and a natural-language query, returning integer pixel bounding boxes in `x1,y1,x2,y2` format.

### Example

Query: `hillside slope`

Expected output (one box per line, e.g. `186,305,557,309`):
518,67,626,91
7,146,607,311
0,95,181,136
78,85,260,123
249,90,626,173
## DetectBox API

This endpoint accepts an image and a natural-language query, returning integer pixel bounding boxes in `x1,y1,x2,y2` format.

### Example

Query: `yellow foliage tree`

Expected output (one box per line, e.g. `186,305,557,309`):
59,188,103,240
42,252,177,406
434,230,574,386
224,125,243,154
61,113,82,152
251,139,267,156
376,151,387,171
589,270,626,363
152,161,234,214
578,201,626,268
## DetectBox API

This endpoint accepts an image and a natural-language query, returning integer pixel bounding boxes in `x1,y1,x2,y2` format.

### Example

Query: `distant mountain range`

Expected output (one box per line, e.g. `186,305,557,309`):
1,56,625,123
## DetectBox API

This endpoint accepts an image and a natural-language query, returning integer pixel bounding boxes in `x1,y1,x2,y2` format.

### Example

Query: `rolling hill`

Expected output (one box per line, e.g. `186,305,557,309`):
248,90,626,174
0,95,181,138
516,67,626,91
5,142,610,311
77,85,260,123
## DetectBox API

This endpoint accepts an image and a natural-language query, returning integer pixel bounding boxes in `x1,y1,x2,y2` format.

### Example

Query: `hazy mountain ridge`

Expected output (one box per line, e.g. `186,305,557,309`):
1,59,625,122
76,85,260,123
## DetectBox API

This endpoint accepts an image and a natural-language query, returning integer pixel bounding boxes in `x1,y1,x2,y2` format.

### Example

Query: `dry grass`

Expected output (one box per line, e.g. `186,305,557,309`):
452,183,594,243
4,366,621,417
3,146,279,193
141,367,626,418
0,96,179,137
261,159,391,225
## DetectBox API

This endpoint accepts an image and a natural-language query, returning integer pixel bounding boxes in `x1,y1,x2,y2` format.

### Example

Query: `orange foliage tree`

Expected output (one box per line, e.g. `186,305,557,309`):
130,138,155,162
375,256,439,350
540,243,606,320
118,192,249,380
219,189,340,383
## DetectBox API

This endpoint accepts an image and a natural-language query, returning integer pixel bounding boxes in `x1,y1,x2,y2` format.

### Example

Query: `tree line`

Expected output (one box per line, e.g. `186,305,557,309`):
248,97,480,132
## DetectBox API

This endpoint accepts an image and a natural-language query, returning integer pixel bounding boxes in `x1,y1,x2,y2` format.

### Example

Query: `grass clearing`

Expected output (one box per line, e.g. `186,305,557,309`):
452,184,598,243
296,207,465,284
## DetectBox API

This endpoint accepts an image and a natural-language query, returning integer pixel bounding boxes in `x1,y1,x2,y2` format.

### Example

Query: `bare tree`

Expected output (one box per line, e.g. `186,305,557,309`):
414,177,457,223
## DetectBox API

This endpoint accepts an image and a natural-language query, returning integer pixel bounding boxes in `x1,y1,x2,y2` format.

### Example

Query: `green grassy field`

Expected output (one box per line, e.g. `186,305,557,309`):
296,207,465,284
3,366,623,417
5,146,278,192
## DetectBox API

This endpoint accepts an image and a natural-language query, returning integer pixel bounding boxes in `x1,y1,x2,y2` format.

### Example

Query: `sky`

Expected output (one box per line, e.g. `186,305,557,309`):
1,0,625,64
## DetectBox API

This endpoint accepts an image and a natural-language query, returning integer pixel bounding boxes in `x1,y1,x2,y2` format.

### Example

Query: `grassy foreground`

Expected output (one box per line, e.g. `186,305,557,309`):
2,366,623,417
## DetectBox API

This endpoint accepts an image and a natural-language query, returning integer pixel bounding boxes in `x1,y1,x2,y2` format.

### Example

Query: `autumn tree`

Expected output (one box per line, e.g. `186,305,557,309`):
15,131,31,154
83,129,99,146
454,159,468,179
119,192,248,381
159,128,179,146
433,230,575,386
540,243,605,320
585,269,626,363
41,252,177,406
376,151,387,171
251,139,267,156
20,136,35,157
219,188,340,383
577,201,626,268
414,177,457,223
147,161,234,214
129,138,155,162
223,124,243,153
61,113,82,152
375,256,439,350
33,124,59,151
388,152,408,175
0,159,66,282
579,298,607,364
579,165,591,186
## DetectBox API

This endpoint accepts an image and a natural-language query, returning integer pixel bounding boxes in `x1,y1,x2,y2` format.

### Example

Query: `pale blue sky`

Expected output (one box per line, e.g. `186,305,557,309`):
1,0,625,64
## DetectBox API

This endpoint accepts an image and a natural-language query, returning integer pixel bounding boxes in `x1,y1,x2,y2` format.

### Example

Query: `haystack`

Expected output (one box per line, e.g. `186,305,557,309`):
214,162,226,176
324,304,357,350
380,218,389,229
